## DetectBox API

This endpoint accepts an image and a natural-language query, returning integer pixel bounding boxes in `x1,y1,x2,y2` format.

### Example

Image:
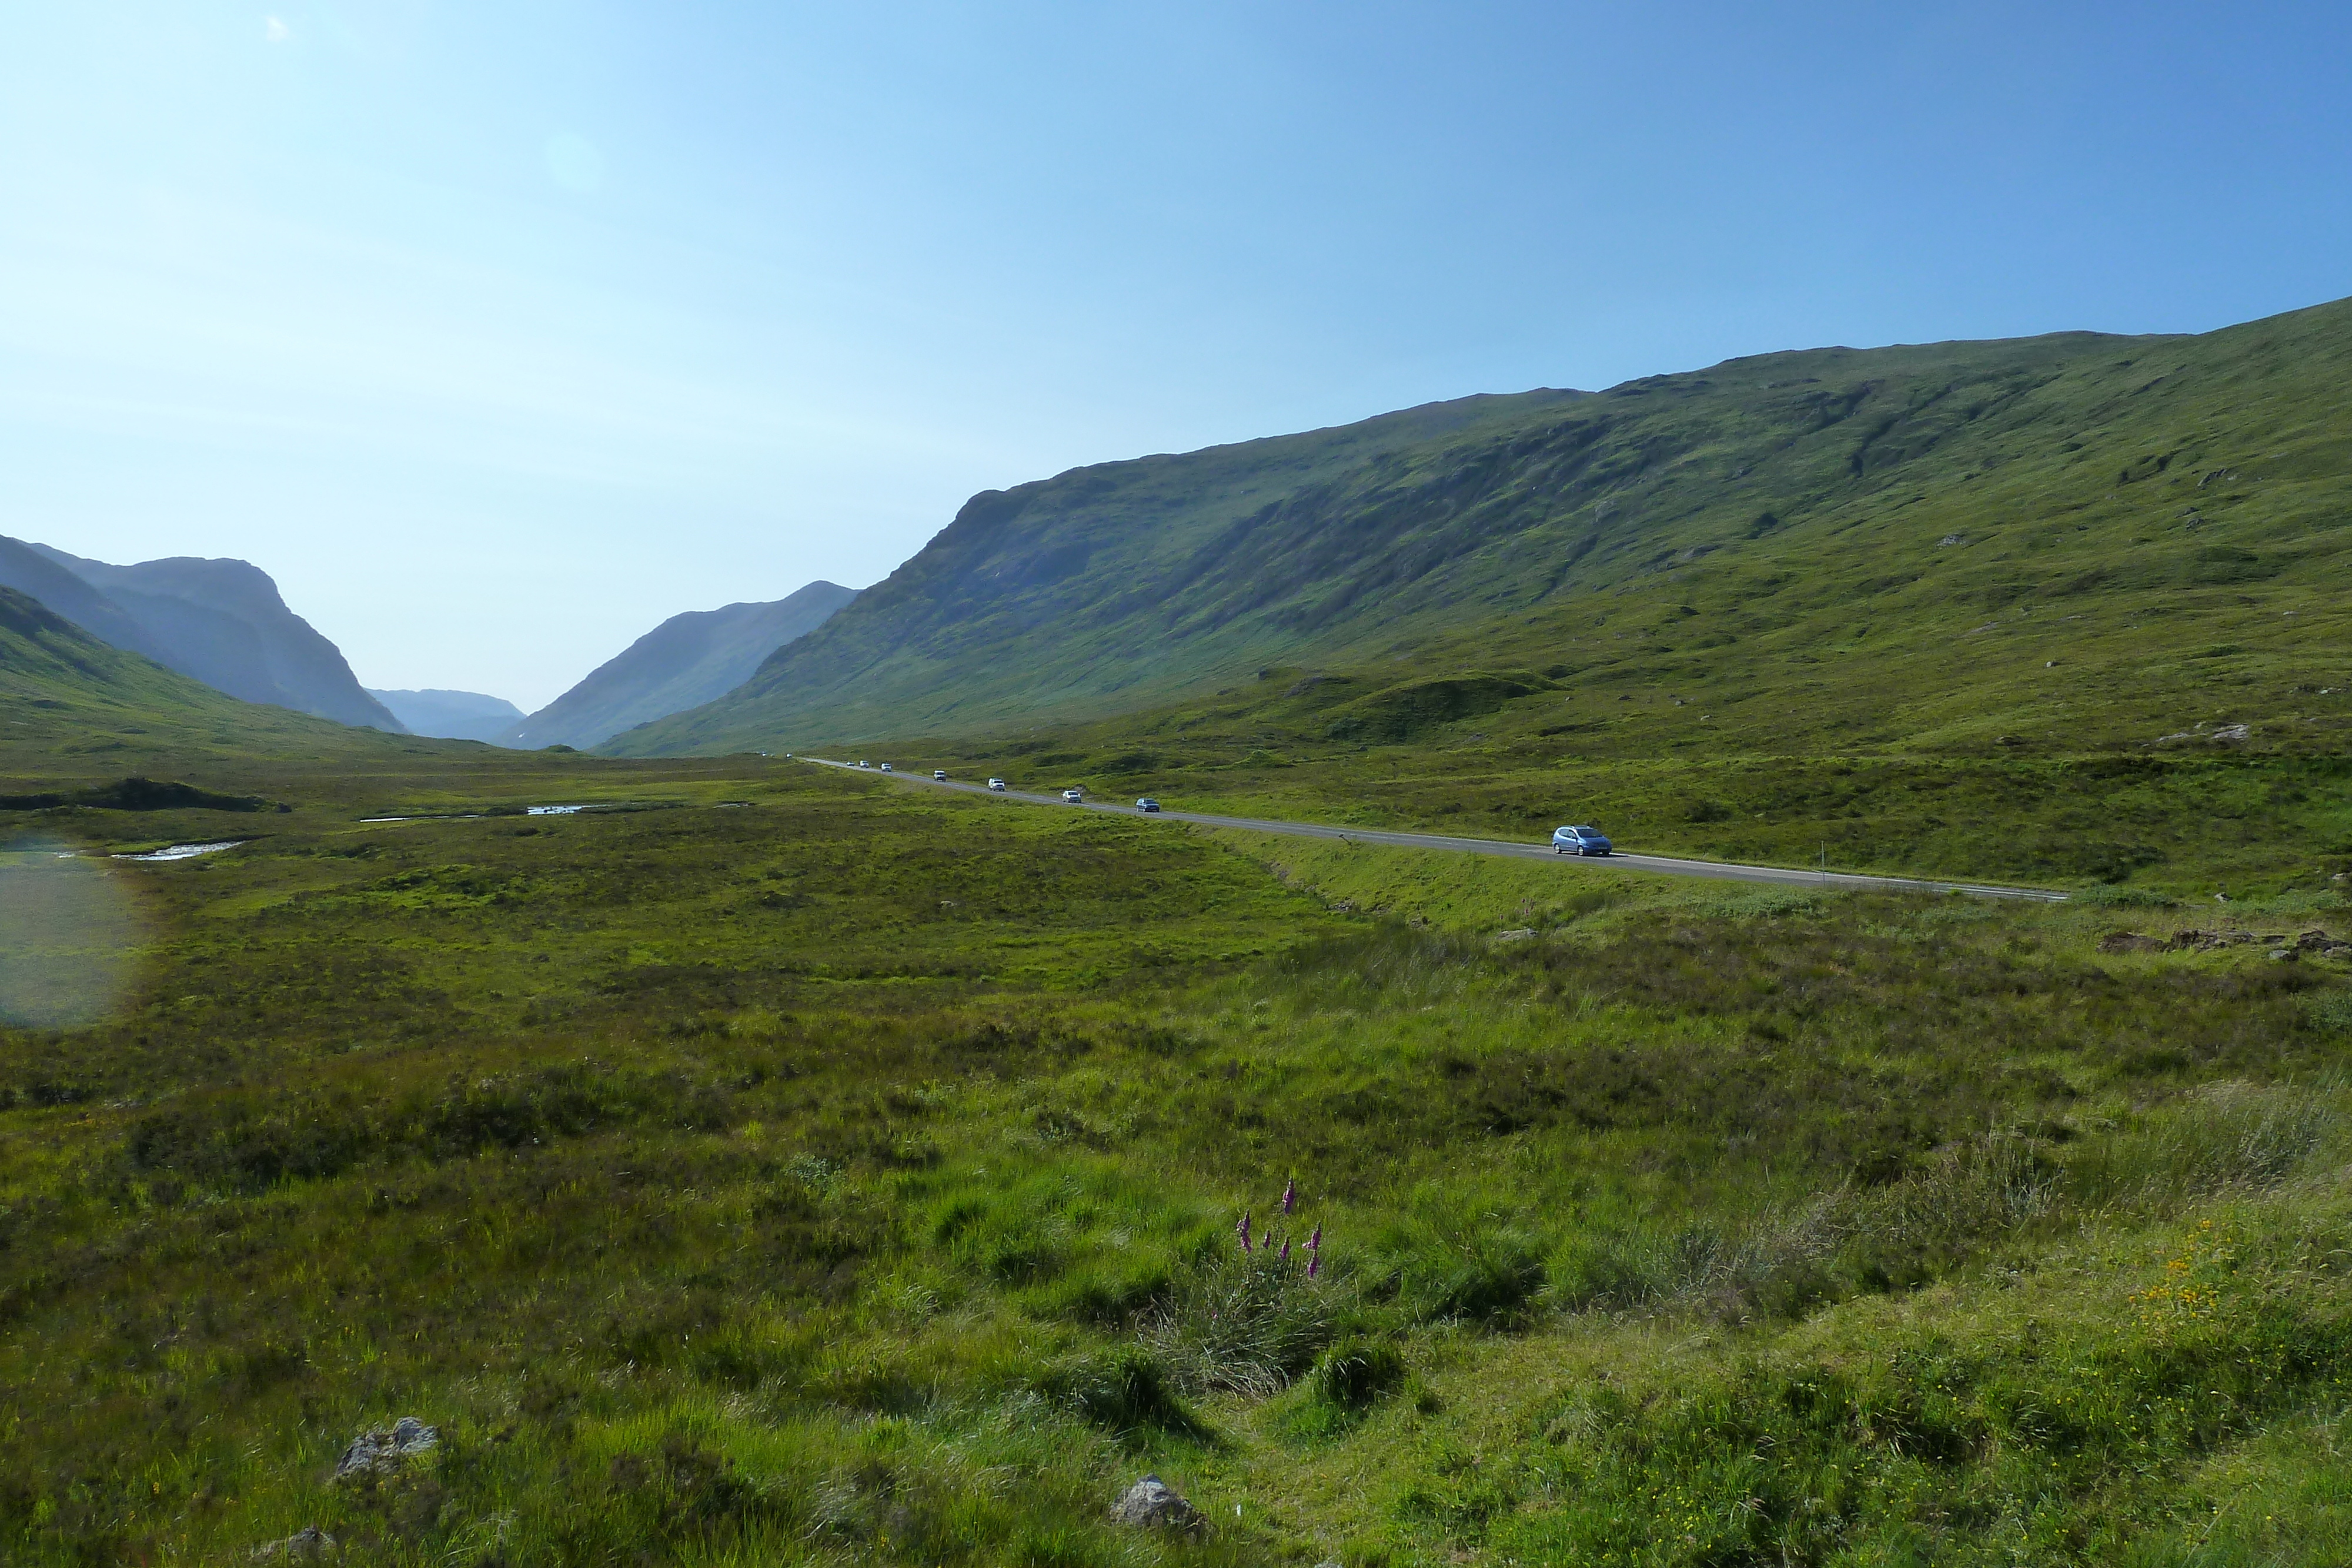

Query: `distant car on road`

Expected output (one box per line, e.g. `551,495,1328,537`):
987,778,1007,791
1062,788,1085,803
1552,824,1613,856
856,760,868,768
879,763,893,772
933,770,948,781
1135,797,1161,813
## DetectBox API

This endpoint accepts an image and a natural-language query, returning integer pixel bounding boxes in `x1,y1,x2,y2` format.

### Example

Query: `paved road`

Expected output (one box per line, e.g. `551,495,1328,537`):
796,757,2068,902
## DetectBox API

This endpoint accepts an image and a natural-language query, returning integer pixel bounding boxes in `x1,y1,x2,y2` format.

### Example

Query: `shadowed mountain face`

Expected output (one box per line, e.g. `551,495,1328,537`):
502,582,857,751
0,581,469,779
368,689,524,743
2,541,403,731
0,539,169,662
0,584,347,758
605,296,2352,757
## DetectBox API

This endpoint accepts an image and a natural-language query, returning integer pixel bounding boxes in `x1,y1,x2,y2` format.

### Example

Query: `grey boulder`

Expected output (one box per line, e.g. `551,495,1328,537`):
332,1416,437,1480
1110,1473,1204,1532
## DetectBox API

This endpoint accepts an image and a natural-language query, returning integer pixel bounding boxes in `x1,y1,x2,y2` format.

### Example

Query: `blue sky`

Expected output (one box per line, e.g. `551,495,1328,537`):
4,2,2347,708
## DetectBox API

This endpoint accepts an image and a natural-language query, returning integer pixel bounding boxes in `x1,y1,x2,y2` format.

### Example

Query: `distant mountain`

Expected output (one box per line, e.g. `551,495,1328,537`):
501,583,857,751
606,295,2352,758
0,540,403,731
369,688,524,743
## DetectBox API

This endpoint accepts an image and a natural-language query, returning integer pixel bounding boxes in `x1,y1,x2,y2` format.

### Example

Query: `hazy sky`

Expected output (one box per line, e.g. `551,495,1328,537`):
5,2,2348,708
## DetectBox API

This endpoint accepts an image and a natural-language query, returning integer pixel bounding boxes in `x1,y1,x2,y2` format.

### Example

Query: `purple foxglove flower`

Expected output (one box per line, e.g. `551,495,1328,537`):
1279,1239,1292,1262
1309,1224,1322,1251
1307,1251,1320,1279
1281,1179,1297,1216
1237,1212,1252,1251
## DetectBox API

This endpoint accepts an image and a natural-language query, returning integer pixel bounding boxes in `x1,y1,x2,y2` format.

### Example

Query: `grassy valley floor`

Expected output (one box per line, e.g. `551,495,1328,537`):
4,750,2352,1564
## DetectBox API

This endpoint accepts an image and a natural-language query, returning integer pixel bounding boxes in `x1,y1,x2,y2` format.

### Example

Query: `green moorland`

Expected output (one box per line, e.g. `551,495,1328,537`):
6,721,2352,1565
6,288,2352,1562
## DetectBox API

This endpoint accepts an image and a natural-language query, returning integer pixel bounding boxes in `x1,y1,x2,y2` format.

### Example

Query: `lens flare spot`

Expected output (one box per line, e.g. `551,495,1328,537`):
0,837,149,1029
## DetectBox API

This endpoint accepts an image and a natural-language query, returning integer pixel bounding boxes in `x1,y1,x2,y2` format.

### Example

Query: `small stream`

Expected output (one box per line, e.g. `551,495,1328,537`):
115,841,245,862
360,804,594,824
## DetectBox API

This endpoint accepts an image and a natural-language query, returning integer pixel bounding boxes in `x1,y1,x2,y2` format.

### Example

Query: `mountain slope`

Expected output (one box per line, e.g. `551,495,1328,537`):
0,584,393,770
16,543,403,731
505,581,857,751
609,296,2352,758
0,538,179,664
369,688,524,743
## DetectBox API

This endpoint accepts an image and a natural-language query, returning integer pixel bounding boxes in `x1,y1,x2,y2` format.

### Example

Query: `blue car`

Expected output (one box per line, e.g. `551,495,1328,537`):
1552,824,1612,856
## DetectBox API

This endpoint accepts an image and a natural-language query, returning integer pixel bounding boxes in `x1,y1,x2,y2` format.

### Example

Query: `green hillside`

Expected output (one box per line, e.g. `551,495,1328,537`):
9,540,406,731
0,585,389,771
0,586,571,807
611,297,2351,770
